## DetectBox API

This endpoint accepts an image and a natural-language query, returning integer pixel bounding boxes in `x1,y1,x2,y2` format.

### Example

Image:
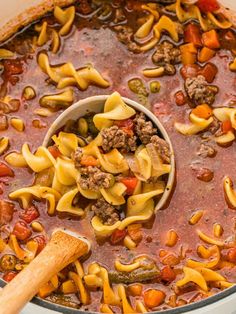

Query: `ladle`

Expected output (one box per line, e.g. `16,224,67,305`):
0,94,175,314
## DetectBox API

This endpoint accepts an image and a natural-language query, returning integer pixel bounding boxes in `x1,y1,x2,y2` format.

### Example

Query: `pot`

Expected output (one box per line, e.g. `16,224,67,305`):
0,1,236,314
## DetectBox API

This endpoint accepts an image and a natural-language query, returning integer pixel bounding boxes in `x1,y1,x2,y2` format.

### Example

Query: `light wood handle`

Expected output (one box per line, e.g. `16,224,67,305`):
0,230,89,314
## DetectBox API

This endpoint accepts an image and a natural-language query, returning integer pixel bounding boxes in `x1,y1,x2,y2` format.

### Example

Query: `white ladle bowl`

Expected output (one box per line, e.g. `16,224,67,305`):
43,95,175,212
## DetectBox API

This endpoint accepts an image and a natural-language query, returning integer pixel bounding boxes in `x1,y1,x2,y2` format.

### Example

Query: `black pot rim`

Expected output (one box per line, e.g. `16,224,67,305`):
1,279,236,313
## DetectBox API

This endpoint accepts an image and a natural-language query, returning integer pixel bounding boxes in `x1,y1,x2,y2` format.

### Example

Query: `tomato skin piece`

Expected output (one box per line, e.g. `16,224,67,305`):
12,221,32,241
114,119,134,136
32,235,47,254
48,146,61,159
160,265,176,282
197,0,220,13
3,271,17,282
0,162,14,177
120,177,138,195
19,206,39,224
221,120,233,134
226,248,236,263
110,229,127,245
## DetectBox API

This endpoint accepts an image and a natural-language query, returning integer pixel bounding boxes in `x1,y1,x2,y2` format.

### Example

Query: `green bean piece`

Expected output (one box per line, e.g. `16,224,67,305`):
23,86,36,100
78,118,88,137
109,175,116,188
0,254,17,271
85,115,99,135
150,81,161,93
128,78,148,97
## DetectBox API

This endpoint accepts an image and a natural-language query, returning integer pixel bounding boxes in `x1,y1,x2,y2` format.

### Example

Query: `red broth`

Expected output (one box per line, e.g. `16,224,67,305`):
0,1,236,311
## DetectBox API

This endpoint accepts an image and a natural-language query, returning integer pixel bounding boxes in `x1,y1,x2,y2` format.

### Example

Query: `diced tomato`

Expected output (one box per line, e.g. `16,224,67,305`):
0,200,14,225
12,221,32,241
0,162,14,177
202,30,220,49
174,91,186,106
114,119,134,136
33,235,46,254
221,120,233,134
19,205,39,224
3,59,23,76
160,265,176,282
226,248,236,263
180,64,201,80
48,146,61,159
199,63,218,83
143,289,166,308
120,177,138,195
3,271,17,282
184,23,202,47
80,155,98,167
127,224,143,243
110,229,127,245
197,0,220,13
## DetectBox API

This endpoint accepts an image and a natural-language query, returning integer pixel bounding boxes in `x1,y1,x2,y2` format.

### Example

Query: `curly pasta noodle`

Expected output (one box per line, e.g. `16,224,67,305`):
166,0,232,31
175,113,213,135
38,52,110,90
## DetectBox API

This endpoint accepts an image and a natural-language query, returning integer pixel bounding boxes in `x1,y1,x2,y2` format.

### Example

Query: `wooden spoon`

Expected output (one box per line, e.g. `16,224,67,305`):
0,229,90,314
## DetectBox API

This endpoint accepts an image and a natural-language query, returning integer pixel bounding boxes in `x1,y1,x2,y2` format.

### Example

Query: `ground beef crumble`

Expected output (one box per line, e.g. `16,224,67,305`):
114,25,140,52
197,143,216,158
134,112,157,145
78,166,114,191
101,125,137,153
91,198,120,225
185,75,218,106
73,147,83,168
152,41,181,75
152,41,181,65
151,135,171,164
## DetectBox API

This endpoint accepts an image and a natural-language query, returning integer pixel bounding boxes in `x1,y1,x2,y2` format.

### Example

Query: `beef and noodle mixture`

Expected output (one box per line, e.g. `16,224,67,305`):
0,0,236,312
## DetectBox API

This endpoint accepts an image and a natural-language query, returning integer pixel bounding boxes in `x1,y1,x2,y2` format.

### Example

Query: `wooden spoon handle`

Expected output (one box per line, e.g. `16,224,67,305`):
0,230,89,314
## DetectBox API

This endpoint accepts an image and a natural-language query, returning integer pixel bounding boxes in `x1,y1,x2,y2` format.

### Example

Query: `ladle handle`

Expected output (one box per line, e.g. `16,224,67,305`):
0,230,89,314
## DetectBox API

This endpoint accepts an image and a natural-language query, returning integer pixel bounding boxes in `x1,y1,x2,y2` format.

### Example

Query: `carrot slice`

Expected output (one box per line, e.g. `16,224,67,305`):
180,43,197,65
80,155,98,167
202,30,220,49
143,289,165,308
192,104,213,119
198,47,216,63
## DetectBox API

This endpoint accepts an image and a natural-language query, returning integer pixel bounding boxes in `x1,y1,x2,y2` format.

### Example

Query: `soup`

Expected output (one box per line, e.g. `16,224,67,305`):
0,0,236,312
